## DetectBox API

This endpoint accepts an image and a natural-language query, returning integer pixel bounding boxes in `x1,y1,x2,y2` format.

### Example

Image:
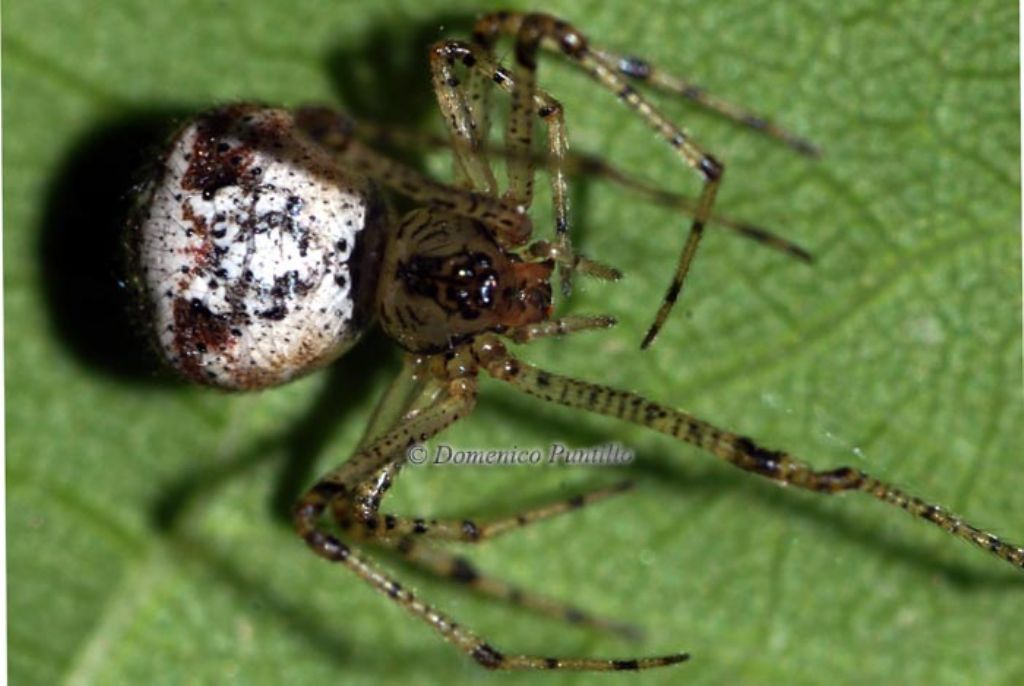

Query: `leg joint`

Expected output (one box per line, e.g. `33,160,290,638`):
699,155,724,182
471,643,505,669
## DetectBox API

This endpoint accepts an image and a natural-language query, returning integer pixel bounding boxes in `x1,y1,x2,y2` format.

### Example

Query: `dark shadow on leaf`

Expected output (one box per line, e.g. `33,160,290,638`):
38,109,194,386
166,530,462,673
324,12,477,129
166,530,355,664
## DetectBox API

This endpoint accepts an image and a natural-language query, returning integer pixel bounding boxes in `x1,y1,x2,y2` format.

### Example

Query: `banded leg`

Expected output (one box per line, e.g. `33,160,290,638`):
335,412,632,542
428,42,498,193
358,355,442,449
377,535,642,639
295,378,687,670
438,46,812,272
345,358,461,522
354,121,813,262
333,368,628,638
301,507,683,670
293,106,530,246
475,337,1024,571
595,48,820,157
429,41,578,294
462,38,495,160
295,376,478,535
561,151,813,263
331,476,641,638
506,313,617,343
336,478,634,543
523,239,623,282
472,11,725,349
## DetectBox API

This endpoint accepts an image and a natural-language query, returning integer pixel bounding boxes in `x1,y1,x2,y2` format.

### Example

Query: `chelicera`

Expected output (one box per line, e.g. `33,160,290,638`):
130,11,1024,672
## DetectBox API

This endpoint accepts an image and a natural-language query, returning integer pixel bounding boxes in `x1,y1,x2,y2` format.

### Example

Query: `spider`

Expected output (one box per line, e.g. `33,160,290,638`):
128,11,1024,673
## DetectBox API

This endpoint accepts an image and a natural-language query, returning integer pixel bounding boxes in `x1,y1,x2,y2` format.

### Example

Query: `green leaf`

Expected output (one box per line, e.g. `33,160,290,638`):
5,1,1021,684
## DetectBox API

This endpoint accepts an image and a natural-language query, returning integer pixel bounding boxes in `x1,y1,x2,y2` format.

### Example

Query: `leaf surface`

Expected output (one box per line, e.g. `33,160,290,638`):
5,1,1022,684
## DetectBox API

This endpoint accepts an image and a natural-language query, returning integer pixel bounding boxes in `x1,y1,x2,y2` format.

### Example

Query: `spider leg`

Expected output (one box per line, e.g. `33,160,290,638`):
505,313,617,343
472,11,725,349
428,42,498,193
593,48,820,157
354,122,813,262
557,151,813,263
336,366,642,638
374,534,642,639
429,41,579,296
330,476,641,639
295,376,478,548
338,478,634,543
295,367,687,670
293,106,530,246
358,355,439,446
474,336,1024,571
429,41,621,286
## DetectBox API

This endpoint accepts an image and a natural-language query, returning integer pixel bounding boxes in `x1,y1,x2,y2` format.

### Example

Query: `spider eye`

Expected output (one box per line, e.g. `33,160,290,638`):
130,104,385,390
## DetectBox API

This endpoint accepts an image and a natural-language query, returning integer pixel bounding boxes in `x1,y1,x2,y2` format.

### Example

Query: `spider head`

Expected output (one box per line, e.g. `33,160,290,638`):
378,209,552,353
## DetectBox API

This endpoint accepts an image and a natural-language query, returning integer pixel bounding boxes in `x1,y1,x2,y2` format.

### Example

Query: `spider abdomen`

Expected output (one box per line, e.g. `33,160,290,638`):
132,104,385,390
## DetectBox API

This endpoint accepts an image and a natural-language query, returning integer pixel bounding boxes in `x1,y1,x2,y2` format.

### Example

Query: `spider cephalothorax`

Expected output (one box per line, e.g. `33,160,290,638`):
133,10,1023,674
379,209,554,353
